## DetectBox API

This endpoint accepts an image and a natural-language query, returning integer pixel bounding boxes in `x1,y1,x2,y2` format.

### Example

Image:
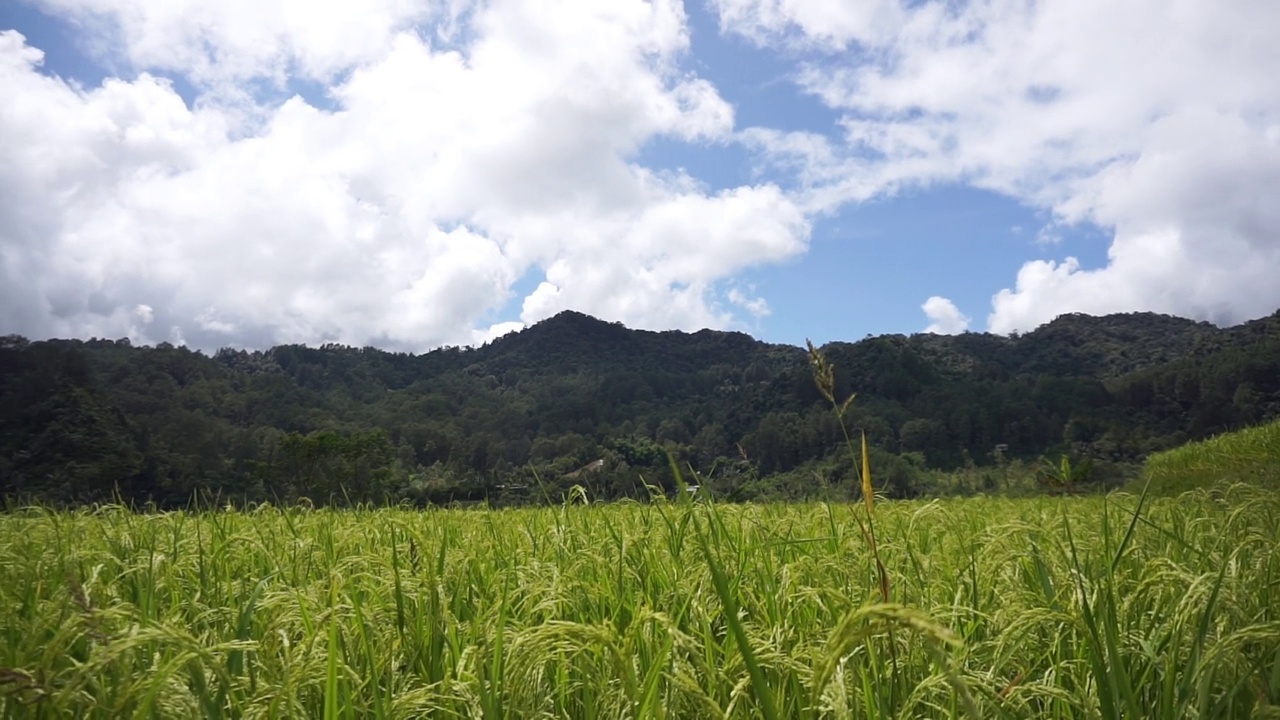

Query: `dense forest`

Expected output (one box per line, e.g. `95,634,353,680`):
3,308,1279,507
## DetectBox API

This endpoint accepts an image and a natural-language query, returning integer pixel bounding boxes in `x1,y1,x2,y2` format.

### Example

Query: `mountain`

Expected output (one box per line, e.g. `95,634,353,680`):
2,308,1278,507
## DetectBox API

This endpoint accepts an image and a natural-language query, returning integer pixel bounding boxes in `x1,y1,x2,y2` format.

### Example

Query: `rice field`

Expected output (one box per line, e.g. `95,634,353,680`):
1144,418,1280,495
2,486,1279,718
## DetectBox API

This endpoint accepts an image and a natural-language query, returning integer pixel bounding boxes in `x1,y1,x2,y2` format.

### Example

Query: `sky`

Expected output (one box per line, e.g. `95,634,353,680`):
2,0,1278,352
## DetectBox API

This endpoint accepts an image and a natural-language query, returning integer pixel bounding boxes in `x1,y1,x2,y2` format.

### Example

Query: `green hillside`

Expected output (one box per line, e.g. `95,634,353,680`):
1143,418,1280,495
3,308,1279,507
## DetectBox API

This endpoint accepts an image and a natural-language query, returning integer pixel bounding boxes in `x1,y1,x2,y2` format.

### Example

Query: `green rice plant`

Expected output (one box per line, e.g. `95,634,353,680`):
1143,418,1280,495
0,487,1277,718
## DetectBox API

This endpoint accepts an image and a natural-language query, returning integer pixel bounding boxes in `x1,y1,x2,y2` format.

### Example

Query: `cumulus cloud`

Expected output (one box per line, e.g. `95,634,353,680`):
921,296,969,335
0,0,810,351
721,0,1280,332
11,0,1275,349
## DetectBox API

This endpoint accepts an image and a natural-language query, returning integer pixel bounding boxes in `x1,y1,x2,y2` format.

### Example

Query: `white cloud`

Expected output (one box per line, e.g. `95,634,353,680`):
472,320,525,347
921,296,969,335
712,0,905,50
727,287,770,318
29,0,444,88
0,0,809,351
515,184,804,328
16,0,1274,349
722,0,1280,332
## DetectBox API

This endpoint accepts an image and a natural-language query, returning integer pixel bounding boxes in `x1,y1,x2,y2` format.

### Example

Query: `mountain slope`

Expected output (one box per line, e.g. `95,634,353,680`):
2,308,1278,506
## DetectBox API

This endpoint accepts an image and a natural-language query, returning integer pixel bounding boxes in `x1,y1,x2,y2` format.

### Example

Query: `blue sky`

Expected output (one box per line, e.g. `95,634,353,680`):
2,0,1277,351
634,2,1108,345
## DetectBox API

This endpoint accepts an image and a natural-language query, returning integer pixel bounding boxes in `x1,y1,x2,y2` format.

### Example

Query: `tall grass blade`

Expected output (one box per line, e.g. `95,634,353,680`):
861,429,873,515
692,508,779,720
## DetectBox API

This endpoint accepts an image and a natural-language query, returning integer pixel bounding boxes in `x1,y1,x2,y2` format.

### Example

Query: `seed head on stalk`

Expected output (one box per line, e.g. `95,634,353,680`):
807,340,888,602
807,338,899,702
807,340,856,418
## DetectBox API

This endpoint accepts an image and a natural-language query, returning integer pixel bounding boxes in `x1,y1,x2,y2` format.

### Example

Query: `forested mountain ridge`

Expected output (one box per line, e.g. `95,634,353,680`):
3,308,1278,507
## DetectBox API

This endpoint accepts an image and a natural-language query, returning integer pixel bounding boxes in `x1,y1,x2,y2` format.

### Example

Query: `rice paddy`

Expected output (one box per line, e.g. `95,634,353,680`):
2,484,1279,718
1144,418,1280,495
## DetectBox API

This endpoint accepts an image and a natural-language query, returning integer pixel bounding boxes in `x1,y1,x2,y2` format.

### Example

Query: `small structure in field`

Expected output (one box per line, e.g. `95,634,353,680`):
565,459,605,479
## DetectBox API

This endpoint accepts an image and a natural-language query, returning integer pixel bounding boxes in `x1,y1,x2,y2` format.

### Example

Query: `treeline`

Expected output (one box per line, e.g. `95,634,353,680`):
2,309,1278,507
